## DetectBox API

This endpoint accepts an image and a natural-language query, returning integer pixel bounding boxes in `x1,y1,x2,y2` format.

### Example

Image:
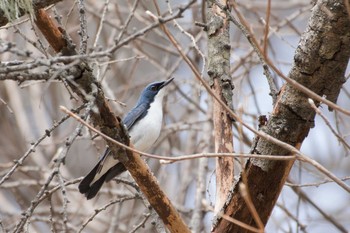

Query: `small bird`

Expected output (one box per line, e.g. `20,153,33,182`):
79,78,174,199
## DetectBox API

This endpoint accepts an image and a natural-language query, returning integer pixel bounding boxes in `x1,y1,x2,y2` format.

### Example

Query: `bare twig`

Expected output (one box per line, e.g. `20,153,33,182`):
239,183,264,232
202,200,261,233
77,0,88,54
92,0,110,49
115,0,140,43
129,213,152,233
77,195,139,233
308,98,350,150
288,179,348,233
0,104,85,186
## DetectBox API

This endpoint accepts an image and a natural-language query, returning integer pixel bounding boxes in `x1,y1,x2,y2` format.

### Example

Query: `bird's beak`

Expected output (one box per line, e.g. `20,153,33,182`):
160,77,174,89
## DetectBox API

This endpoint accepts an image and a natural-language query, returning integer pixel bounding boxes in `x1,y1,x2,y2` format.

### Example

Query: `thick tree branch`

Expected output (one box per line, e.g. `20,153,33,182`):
35,8,66,52
212,0,350,232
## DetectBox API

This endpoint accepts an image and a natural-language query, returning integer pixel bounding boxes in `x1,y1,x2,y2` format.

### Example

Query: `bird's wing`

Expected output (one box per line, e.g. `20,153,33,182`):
122,102,148,130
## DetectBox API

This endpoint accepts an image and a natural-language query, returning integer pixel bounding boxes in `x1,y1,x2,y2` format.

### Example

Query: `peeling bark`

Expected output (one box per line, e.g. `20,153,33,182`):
212,0,350,232
206,0,235,212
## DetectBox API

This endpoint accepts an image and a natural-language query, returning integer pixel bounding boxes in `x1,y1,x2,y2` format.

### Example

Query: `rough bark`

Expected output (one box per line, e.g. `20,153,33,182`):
206,0,235,212
30,9,190,233
212,0,350,232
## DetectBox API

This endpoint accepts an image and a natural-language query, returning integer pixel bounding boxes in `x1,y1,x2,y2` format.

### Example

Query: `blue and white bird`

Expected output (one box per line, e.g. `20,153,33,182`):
79,78,174,199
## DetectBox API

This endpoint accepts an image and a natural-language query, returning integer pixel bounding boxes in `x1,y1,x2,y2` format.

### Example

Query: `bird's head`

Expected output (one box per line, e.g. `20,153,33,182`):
138,77,174,105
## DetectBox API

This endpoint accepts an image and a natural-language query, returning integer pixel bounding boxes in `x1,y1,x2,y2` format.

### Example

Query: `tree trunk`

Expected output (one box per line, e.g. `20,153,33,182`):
206,0,235,213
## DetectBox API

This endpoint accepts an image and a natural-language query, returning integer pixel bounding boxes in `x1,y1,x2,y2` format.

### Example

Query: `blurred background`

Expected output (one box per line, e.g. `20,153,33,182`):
0,0,349,232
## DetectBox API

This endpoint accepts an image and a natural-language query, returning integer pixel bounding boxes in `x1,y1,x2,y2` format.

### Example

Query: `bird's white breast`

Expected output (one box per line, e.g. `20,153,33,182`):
129,94,164,152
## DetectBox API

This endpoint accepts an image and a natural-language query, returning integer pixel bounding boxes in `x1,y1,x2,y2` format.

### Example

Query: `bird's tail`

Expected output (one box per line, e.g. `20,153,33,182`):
78,156,127,200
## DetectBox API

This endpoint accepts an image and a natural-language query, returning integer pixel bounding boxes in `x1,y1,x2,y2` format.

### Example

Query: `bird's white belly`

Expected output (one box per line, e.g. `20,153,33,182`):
129,100,163,152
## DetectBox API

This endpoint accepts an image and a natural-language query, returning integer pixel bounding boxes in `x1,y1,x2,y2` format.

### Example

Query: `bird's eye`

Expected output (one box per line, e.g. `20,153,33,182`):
151,85,157,91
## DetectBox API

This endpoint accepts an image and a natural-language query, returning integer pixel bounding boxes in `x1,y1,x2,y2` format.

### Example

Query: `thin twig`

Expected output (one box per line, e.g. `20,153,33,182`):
77,0,88,54
0,104,85,186
77,195,139,233
202,200,261,233
275,203,307,233
288,179,348,233
115,0,140,43
129,213,152,233
12,111,87,233
263,0,271,58
308,98,350,150
239,183,264,232
92,0,110,49
285,176,350,188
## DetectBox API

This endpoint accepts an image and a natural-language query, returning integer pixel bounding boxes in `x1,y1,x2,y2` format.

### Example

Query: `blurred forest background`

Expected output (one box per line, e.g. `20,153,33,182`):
0,0,350,232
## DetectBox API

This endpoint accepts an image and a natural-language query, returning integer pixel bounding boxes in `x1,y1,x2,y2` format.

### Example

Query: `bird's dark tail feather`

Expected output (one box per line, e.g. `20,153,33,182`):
105,163,127,182
79,161,127,200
